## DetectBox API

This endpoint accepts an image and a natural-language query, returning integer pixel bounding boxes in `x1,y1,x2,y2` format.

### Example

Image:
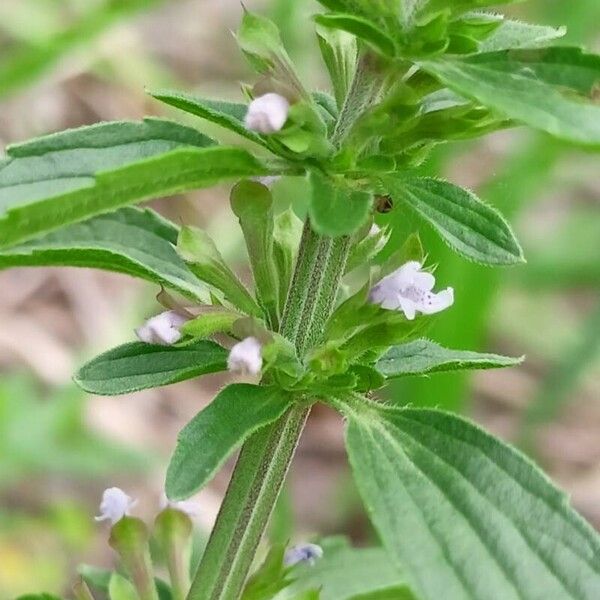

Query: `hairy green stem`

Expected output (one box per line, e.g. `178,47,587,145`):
187,224,350,600
187,50,382,600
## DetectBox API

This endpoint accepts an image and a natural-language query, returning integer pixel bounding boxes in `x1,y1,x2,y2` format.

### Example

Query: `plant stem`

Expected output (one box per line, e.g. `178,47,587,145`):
187,224,350,600
187,50,384,600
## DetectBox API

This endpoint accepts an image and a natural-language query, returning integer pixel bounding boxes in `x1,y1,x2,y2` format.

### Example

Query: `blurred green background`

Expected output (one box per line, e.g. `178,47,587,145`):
0,0,598,597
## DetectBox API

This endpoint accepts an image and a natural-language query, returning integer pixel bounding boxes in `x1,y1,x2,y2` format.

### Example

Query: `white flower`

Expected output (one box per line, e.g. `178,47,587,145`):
245,93,290,134
369,261,454,320
160,493,201,519
135,310,188,346
95,487,137,525
227,337,263,376
284,543,324,567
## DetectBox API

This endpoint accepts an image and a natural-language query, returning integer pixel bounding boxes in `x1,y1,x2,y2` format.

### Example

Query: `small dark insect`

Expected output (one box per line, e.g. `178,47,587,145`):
375,195,394,213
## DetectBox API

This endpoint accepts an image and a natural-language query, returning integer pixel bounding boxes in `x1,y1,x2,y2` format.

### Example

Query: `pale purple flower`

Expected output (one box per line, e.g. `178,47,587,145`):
245,93,290,134
227,337,263,376
95,487,137,525
284,543,324,567
135,310,188,346
369,261,454,320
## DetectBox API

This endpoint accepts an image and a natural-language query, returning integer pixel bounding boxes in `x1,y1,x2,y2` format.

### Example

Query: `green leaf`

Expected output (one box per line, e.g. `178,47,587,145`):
479,19,566,52
309,171,371,237
177,226,262,318
376,339,523,378
343,399,600,600
0,118,269,248
231,181,280,328
383,176,524,265
149,89,265,146
420,48,600,147
75,340,228,396
279,537,411,600
314,14,396,58
316,25,357,109
0,207,206,300
166,384,292,500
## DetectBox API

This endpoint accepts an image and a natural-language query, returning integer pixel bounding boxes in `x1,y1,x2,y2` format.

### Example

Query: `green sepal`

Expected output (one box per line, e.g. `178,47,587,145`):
237,10,305,98
154,508,193,600
345,224,391,274
109,517,159,600
181,310,240,339
275,101,333,158
273,208,303,313
177,226,262,317
349,365,385,391
230,180,280,328
242,544,293,600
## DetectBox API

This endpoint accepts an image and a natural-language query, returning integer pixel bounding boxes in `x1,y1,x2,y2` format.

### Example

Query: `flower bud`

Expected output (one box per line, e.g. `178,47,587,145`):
135,310,188,345
245,93,290,134
227,336,263,376
284,543,323,566
95,487,137,525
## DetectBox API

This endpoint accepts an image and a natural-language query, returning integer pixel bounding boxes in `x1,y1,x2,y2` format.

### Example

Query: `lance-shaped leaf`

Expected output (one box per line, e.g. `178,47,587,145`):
75,340,228,395
478,19,566,52
178,226,262,317
0,118,269,248
149,89,266,146
342,399,600,600
231,180,280,328
280,537,412,600
314,14,396,58
420,47,600,147
309,171,371,237
0,207,206,300
383,175,523,265
376,339,523,378
166,384,292,499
